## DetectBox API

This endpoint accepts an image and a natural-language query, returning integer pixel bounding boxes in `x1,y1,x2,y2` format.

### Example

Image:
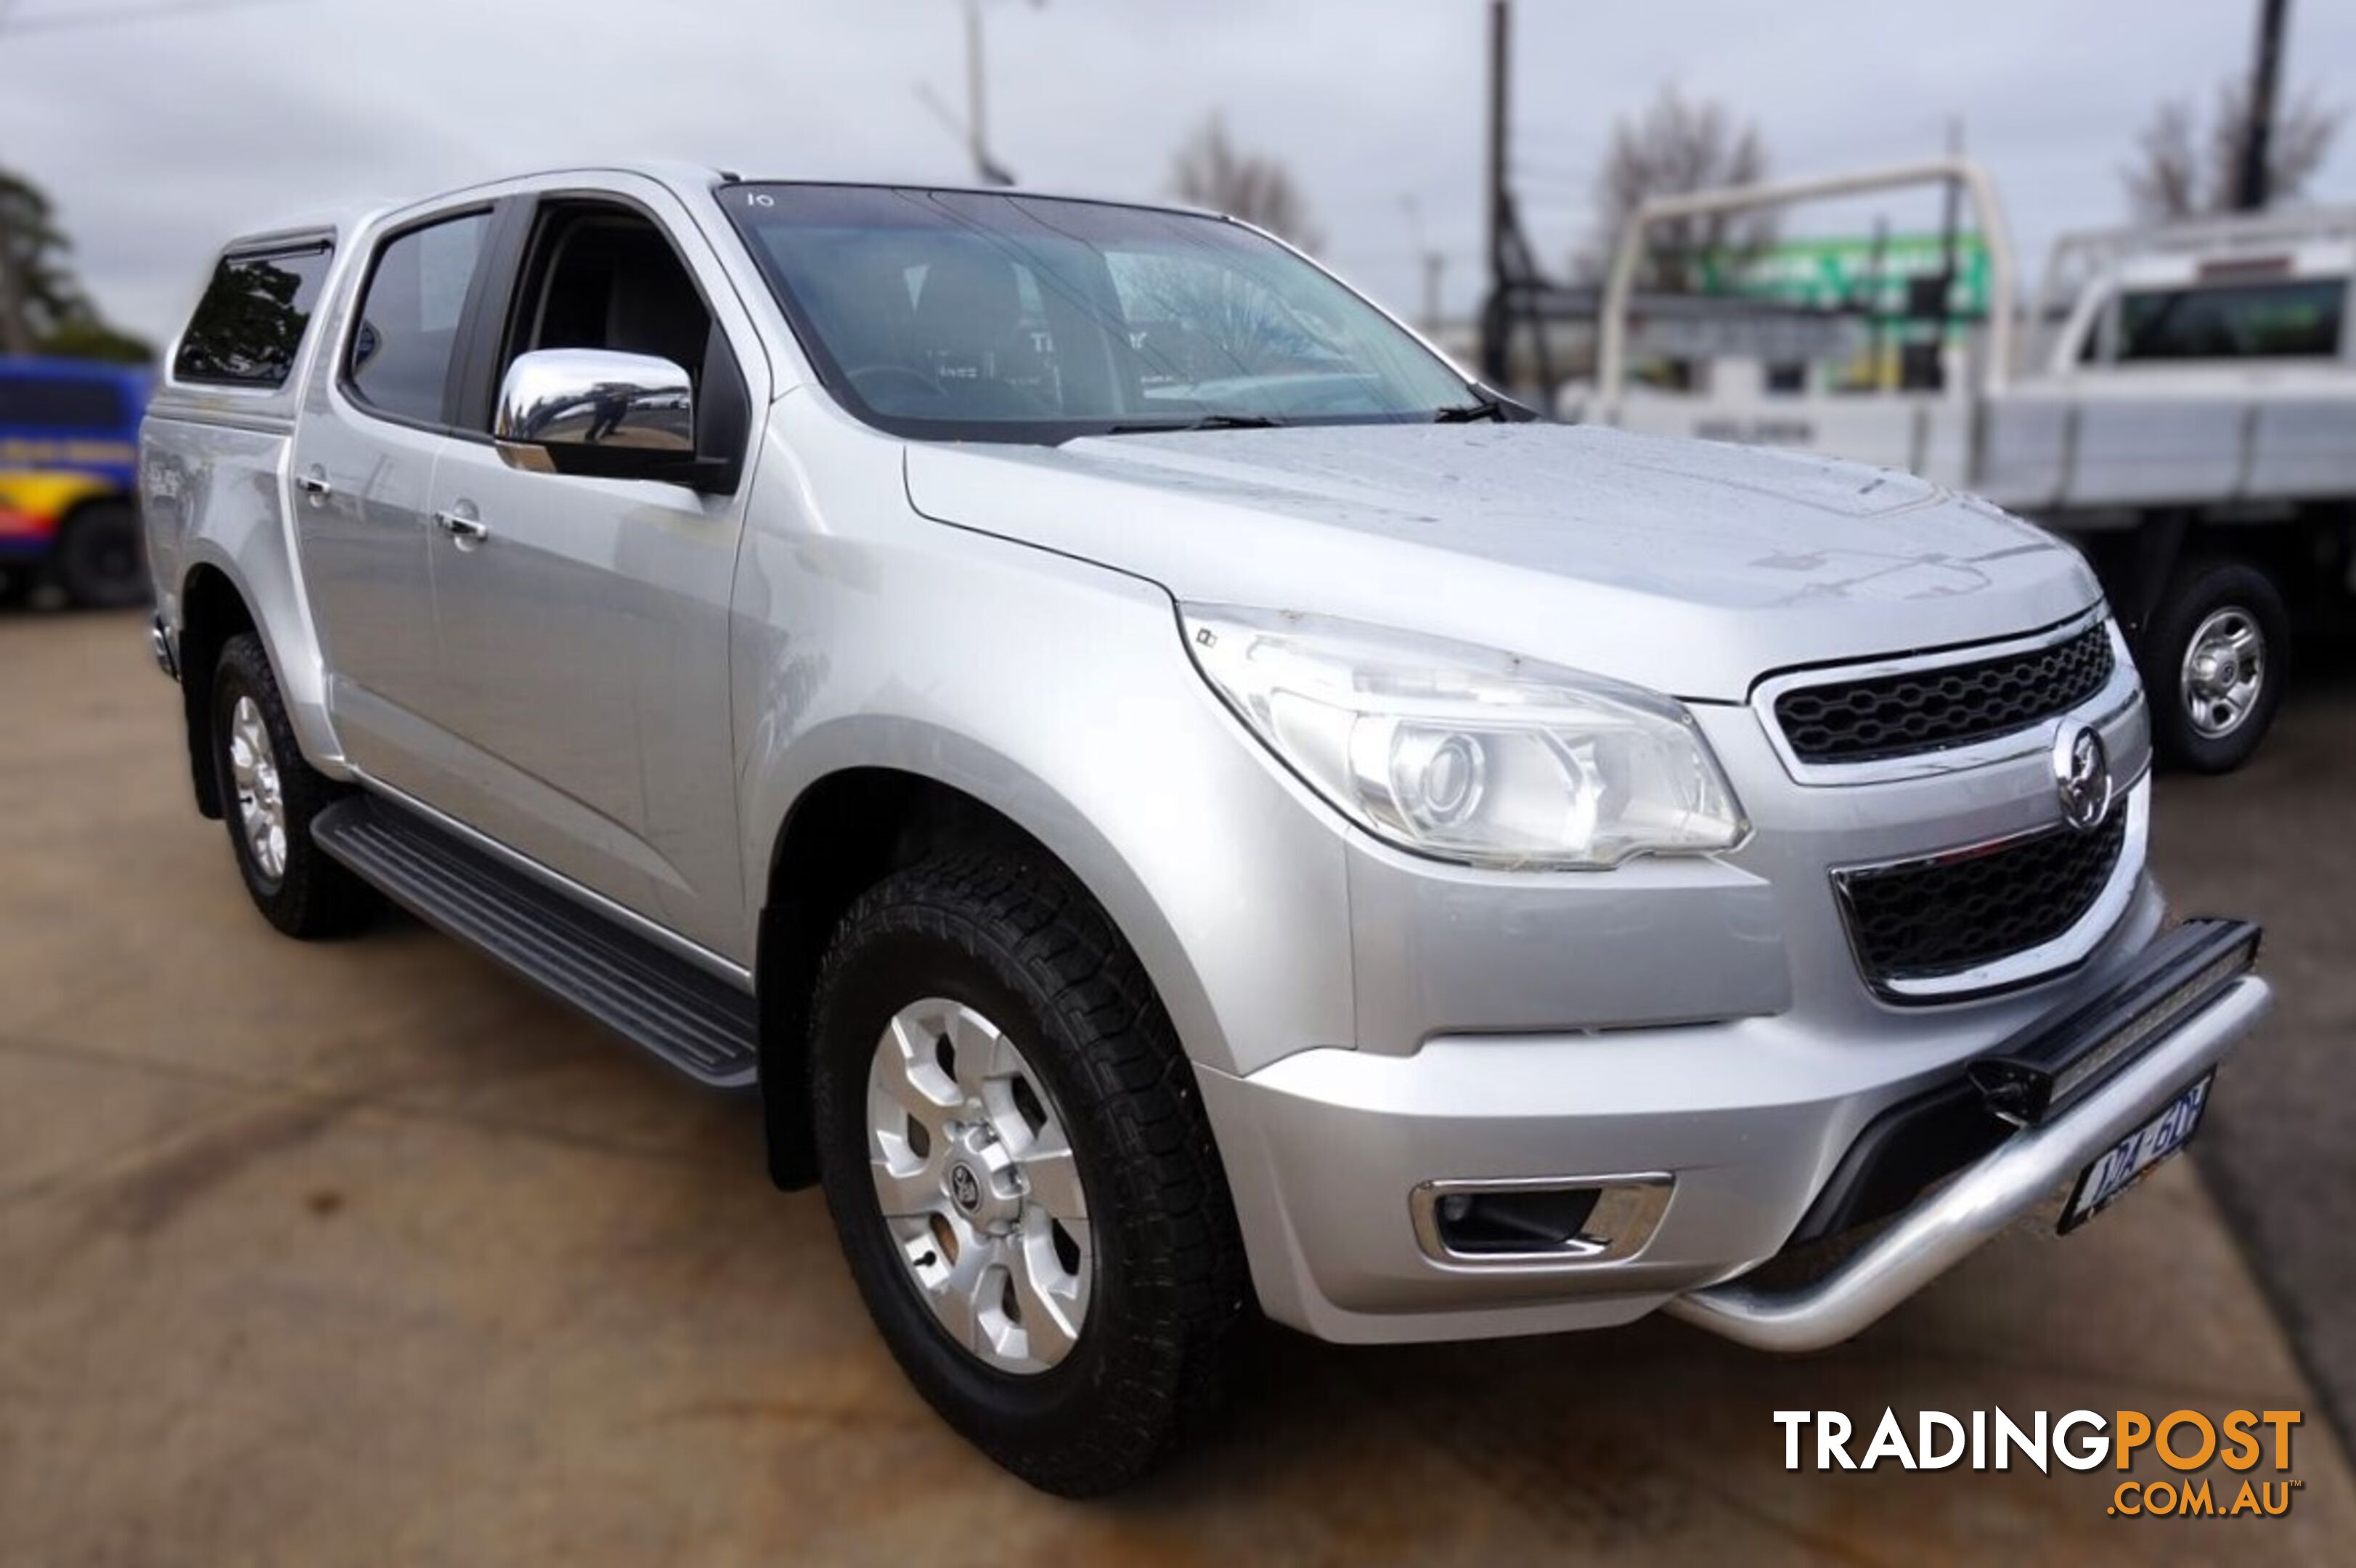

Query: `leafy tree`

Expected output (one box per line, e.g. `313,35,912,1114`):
1169,114,1325,253
2123,79,2340,220
1594,86,1774,292
36,314,153,366
0,165,154,363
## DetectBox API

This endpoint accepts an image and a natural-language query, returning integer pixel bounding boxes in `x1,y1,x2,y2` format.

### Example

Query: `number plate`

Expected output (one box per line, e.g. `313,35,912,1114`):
2059,1071,2214,1234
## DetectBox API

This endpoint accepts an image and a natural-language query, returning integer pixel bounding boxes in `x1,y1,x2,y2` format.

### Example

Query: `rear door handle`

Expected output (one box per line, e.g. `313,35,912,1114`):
295,467,333,501
433,507,489,547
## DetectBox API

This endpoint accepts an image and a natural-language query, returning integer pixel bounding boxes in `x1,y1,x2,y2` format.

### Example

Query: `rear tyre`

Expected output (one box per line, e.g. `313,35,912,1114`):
808,851,1245,1496
209,632,379,938
56,500,150,609
2140,559,2288,774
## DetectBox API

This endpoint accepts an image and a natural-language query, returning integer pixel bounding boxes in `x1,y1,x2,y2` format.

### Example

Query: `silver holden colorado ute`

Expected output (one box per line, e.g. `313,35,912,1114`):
140,164,2273,1495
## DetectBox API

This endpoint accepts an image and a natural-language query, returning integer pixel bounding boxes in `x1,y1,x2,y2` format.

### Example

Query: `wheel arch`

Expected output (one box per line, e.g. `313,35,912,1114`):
171,529,352,809
751,743,1223,1191
2074,509,2315,647
176,560,261,819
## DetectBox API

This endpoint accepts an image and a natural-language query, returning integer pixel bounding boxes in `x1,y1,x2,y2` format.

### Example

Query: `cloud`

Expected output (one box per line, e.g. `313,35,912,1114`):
4,0,2349,343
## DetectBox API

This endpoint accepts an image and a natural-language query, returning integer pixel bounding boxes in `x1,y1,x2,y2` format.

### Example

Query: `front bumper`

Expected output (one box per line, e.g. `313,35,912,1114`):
1668,965,2269,1350
1198,878,2271,1347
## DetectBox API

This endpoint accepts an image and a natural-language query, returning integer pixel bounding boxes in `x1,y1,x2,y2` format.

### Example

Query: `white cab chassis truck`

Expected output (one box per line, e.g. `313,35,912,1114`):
1576,159,2356,772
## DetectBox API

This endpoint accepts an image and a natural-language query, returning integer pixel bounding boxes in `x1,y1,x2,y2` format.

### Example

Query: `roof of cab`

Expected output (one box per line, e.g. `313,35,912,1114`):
219,160,1224,255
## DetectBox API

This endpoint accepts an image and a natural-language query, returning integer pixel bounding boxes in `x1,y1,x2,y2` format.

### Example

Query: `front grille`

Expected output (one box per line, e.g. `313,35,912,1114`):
1774,623,2114,764
1838,811,2127,994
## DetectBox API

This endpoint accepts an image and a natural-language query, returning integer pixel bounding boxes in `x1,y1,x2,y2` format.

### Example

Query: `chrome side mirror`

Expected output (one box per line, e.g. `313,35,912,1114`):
494,348,696,481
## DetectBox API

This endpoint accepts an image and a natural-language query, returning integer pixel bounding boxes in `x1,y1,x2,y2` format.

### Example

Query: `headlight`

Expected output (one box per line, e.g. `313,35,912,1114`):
1183,606,1747,870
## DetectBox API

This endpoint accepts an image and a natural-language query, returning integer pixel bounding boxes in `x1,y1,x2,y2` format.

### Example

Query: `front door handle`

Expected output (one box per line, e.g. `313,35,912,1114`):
296,467,333,502
433,507,489,547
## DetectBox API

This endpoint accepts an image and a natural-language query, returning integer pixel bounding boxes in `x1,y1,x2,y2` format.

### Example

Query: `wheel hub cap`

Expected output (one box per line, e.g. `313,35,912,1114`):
227,695,288,881
866,998,1093,1375
2180,608,2265,740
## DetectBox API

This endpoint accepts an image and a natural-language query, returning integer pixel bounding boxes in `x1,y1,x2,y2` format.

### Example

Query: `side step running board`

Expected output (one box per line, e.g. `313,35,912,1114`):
312,794,758,1087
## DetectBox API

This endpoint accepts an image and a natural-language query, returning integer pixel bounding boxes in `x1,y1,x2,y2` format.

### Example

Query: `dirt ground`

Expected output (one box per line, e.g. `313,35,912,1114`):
4,608,2351,1567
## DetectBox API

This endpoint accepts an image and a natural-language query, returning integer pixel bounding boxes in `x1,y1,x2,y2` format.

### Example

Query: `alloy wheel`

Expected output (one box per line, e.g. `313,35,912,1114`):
227,694,288,881
865,997,1093,1374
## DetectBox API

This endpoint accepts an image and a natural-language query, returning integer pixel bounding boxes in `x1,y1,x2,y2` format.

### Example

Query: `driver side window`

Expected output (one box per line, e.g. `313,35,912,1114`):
496,203,719,411
476,199,749,490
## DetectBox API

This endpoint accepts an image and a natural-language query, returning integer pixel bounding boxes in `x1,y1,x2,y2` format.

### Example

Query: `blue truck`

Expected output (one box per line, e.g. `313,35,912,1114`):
0,356,151,608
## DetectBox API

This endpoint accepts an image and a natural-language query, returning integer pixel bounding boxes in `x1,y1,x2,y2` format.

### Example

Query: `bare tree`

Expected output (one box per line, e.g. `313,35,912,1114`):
2126,99,2204,224
2124,80,2341,221
1594,86,1774,292
1170,114,1324,253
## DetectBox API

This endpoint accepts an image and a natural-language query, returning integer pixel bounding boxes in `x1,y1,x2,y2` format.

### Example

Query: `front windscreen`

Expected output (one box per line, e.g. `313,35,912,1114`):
722,184,1475,443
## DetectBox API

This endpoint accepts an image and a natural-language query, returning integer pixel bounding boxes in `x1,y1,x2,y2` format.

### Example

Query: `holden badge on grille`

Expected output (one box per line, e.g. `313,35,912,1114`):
2052,723,2114,833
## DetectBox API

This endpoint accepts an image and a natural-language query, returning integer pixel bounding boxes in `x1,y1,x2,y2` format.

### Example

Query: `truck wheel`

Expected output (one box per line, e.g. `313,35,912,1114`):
807,851,1244,1496
57,500,150,609
2141,560,2289,774
209,633,379,938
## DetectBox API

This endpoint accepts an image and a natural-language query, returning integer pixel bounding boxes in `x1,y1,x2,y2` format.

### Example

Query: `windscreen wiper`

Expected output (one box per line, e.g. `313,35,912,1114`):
1101,413,1287,435
1432,394,1512,422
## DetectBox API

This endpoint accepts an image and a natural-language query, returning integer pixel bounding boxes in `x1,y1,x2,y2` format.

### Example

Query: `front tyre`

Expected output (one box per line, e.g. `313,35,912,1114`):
2141,559,2288,774
209,633,379,938
809,852,1245,1496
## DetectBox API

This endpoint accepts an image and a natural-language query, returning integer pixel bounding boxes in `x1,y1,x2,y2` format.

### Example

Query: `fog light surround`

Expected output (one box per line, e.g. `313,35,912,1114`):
1410,1172,1674,1268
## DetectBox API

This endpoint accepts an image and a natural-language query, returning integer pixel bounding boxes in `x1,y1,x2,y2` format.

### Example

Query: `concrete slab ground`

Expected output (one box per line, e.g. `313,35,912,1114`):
4,609,2351,1566
2156,648,2356,1448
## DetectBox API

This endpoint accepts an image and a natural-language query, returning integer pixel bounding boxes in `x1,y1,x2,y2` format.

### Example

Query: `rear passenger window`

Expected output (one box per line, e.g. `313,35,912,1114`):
174,245,331,388
347,211,490,425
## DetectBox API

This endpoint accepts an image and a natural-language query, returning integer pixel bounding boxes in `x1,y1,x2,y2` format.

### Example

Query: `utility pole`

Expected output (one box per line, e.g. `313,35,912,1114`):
1928,116,1962,392
963,0,999,185
1479,0,1510,383
955,0,1035,187
1475,0,1552,393
918,0,1038,187
2235,0,2290,211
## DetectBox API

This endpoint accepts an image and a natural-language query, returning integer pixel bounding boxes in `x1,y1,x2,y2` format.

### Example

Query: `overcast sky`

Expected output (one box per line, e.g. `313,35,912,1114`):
4,0,2353,346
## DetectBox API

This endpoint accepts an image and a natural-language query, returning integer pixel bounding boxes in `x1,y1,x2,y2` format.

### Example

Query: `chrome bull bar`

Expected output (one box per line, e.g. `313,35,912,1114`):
1665,971,2272,1353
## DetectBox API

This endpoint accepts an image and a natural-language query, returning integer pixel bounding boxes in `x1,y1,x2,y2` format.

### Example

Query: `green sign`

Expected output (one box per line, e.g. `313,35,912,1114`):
1700,234,1990,319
